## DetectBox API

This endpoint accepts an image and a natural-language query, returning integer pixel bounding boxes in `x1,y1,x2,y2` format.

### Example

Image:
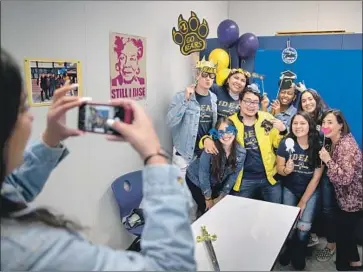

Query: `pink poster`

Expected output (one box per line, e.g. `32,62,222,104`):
109,32,147,100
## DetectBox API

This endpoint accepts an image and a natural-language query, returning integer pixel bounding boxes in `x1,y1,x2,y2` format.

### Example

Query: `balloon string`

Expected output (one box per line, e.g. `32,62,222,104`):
229,48,231,69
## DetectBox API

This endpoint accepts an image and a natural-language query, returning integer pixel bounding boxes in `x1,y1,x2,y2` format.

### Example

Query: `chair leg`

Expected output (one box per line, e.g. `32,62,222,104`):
127,236,141,252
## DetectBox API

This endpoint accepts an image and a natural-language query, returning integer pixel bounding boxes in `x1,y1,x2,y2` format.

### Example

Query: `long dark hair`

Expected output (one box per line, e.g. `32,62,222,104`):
222,69,250,93
321,109,351,136
287,111,321,168
0,48,81,230
298,89,329,124
211,117,238,181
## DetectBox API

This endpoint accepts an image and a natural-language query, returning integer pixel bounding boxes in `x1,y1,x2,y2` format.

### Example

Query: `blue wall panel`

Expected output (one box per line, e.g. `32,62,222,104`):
254,49,362,147
204,33,362,147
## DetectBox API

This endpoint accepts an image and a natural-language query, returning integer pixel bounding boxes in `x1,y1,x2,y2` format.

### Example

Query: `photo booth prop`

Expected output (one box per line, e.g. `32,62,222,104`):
172,11,209,56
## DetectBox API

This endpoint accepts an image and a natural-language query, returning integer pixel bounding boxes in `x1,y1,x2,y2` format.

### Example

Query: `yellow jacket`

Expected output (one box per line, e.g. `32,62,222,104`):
199,111,285,191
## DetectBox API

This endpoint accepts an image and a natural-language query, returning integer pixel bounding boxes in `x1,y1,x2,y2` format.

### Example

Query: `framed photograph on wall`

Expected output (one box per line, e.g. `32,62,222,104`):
23,58,83,107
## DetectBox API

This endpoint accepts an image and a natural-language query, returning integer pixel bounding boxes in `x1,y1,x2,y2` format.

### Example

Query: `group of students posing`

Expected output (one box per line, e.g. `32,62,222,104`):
167,59,363,271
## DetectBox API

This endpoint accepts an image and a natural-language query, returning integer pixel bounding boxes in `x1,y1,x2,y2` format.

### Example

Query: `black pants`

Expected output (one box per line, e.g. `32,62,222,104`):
336,209,363,270
185,175,222,216
41,87,50,101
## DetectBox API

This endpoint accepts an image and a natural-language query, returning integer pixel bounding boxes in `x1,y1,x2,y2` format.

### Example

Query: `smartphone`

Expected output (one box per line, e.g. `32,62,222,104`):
78,102,133,135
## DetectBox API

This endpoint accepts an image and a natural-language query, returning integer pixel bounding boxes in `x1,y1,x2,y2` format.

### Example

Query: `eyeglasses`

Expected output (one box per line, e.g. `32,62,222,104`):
209,125,237,140
201,72,216,79
242,100,260,107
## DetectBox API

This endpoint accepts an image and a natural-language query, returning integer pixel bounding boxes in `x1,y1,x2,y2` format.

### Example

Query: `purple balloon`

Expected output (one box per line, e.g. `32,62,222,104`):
217,19,240,48
237,33,259,58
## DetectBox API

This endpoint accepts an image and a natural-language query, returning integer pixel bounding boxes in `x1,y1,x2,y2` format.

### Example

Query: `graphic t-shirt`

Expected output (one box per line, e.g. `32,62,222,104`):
210,84,239,118
243,125,266,179
277,138,317,197
195,92,213,157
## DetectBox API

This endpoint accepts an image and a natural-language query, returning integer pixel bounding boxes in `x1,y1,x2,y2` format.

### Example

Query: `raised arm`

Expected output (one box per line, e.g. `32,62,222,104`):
2,164,196,271
4,139,68,202
166,91,190,128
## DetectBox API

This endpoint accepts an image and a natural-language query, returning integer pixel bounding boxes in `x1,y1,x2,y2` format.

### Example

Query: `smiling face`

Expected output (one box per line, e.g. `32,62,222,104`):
301,91,317,113
227,72,247,94
240,91,260,117
291,114,309,138
218,122,236,146
321,113,343,139
278,87,295,106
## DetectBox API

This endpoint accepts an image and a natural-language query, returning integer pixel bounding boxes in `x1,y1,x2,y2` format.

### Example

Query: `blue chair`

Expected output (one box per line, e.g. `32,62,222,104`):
111,170,144,237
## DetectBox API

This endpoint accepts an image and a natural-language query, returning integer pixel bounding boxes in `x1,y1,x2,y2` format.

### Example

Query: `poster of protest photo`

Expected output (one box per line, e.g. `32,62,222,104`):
109,32,147,100
24,58,82,107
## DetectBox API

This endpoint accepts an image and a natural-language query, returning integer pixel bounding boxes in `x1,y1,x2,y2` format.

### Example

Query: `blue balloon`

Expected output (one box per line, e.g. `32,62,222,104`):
217,19,240,48
237,33,259,58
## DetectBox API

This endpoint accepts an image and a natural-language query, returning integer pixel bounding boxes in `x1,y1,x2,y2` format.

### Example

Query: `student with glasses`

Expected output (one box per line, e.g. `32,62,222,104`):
166,58,218,185
200,85,287,203
185,117,246,217
184,68,251,155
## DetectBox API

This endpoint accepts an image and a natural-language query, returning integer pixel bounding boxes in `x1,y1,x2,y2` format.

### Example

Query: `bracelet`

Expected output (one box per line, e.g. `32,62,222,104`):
143,150,170,165
205,197,212,201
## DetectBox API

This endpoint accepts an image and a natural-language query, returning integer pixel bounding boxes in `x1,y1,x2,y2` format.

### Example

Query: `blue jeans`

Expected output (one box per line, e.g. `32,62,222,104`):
233,178,282,204
283,187,319,242
320,174,337,243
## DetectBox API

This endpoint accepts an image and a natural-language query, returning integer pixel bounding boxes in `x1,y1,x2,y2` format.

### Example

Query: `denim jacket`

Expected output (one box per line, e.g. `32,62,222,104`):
268,104,297,132
186,144,246,198
166,90,218,163
1,141,196,271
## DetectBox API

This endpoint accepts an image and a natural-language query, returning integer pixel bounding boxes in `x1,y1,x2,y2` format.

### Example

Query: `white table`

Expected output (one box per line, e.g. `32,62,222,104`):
192,195,300,271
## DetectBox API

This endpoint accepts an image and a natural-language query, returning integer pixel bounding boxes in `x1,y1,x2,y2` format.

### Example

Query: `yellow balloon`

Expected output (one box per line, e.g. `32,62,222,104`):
209,48,229,71
216,68,231,86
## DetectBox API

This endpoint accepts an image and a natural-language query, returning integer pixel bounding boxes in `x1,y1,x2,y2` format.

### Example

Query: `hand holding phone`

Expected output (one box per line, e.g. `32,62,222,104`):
78,102,133,135
105,99,163,161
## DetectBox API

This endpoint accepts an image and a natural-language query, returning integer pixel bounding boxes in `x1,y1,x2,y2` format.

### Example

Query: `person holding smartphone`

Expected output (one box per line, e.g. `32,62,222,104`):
0,49,196,271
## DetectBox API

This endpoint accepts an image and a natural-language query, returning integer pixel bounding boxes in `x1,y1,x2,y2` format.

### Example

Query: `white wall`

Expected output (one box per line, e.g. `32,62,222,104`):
1,0,361,250
1,1,228,248
228,1,362,36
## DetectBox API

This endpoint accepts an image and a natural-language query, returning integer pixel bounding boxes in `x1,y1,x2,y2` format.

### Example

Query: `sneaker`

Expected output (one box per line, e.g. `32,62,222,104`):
307,234,319,247
316,246,336,262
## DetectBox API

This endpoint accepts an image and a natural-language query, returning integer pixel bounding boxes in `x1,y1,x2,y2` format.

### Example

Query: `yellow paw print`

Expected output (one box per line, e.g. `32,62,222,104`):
172,11,209,56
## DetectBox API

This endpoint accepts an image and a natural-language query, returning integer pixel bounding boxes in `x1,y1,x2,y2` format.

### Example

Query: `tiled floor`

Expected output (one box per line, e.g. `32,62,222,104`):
274,237,363,271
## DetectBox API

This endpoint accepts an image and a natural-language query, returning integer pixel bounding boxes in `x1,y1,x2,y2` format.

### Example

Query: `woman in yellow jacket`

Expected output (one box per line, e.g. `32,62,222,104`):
201,84,287,203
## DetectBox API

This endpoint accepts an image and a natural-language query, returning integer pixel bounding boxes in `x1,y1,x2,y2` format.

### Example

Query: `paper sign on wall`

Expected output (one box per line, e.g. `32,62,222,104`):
172,11,209,56
109,32,147,100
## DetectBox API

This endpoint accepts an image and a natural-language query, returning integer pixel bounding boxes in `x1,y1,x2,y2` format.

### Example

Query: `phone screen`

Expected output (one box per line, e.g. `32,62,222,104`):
78,103,125,135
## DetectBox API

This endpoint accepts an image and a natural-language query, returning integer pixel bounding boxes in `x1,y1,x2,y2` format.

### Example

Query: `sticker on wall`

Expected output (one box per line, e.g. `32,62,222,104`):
23,58,82,107
109,32,147,100
282,39,298,64
172,11,209,56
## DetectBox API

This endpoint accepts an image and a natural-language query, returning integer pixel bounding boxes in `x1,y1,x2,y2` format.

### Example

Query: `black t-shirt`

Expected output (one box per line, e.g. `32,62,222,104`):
277,138,318,197
195,92,213,157
210,84,239,118
243,125,266,179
